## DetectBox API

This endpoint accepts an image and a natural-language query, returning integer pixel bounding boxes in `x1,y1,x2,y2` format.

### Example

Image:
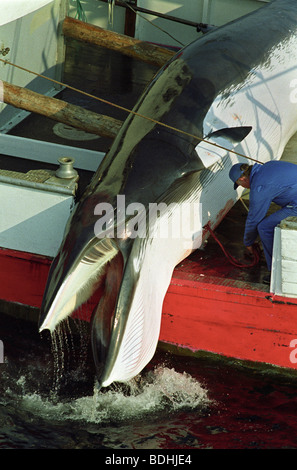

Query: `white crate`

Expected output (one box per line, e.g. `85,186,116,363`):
271,217,297,297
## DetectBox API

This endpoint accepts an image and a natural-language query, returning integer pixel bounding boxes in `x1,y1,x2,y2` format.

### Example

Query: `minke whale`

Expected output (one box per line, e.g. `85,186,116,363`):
39,0,297,388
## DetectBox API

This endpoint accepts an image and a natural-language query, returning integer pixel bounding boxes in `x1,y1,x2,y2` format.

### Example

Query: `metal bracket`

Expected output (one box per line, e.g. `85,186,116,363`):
0,47,10,57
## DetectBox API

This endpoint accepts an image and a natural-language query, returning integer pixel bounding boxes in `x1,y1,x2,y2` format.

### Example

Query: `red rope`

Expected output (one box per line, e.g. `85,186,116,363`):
205,222,260,268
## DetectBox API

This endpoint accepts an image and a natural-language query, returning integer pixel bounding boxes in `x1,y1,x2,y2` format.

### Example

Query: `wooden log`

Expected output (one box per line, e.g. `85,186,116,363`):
62,16,175,68
1,81,122,139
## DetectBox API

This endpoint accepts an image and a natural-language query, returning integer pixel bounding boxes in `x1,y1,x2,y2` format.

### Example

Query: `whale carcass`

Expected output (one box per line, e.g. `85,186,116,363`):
39,0,297,388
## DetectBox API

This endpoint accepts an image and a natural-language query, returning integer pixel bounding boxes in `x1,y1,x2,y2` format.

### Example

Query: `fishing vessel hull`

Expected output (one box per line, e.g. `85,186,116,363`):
1,240,297,374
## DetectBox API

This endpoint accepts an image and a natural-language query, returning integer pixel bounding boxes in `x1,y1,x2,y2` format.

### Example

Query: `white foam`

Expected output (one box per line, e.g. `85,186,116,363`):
19,366,210,424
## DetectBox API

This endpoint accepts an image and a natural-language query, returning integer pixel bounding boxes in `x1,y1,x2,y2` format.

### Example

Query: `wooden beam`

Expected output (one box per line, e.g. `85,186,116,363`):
2,81,122,139
62,16,175,68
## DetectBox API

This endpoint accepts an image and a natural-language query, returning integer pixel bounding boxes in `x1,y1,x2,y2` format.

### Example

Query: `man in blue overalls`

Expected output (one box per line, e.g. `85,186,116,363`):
229,161,297,284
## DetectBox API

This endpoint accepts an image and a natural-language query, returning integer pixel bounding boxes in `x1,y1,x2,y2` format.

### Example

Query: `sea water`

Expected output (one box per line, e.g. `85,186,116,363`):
1,311,297,451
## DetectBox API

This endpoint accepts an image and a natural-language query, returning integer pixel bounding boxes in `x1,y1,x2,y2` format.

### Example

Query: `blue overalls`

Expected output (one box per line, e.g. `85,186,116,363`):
244,161,297,271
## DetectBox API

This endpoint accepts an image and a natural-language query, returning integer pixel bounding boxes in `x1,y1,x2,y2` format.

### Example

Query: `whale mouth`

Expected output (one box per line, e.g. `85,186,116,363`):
38,236,119,334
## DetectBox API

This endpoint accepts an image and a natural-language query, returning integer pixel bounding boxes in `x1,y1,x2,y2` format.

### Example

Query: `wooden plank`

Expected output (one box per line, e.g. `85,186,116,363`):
2,80,122,139
62,16,175,68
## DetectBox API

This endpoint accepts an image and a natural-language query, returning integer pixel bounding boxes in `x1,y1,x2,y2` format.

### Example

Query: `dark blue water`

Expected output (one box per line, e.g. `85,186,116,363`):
1,311,297,452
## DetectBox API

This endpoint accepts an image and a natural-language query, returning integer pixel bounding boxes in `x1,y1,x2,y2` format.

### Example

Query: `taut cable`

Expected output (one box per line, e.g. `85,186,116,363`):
0,57,263,164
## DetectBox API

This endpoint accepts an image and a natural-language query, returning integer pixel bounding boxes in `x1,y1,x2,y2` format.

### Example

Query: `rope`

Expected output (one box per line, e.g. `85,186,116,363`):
0,57,264,165
75,1,87,22
205,222,261,268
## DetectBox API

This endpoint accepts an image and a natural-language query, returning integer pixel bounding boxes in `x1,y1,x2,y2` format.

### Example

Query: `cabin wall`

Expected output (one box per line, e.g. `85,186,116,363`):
0,0,67,133
0,0,56,25
68,0,270,46
135,0,267,47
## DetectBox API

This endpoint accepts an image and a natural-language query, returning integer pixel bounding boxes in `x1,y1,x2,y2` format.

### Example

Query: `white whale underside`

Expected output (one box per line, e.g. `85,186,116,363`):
40,30,297,386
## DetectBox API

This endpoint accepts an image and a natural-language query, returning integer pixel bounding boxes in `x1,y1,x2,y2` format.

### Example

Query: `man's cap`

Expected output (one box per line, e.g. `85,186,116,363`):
229,163,244,189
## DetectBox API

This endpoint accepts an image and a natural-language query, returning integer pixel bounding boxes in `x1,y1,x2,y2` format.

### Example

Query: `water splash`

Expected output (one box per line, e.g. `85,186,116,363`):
49,318,90,394
0,315,209,427
18,365,210,425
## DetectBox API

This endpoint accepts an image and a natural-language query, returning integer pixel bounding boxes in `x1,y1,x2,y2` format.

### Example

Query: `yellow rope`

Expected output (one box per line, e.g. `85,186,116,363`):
0,57,263,165
239,196,249,212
